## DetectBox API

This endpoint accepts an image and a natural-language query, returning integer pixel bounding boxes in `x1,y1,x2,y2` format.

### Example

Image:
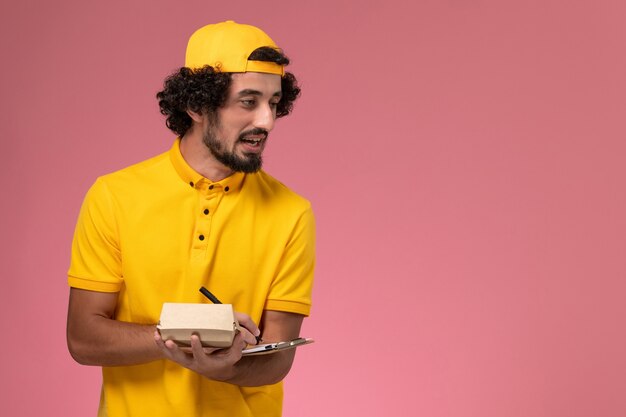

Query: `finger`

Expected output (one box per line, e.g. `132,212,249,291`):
237,326,258,346
215,333,245,363
180,345,221,355
190,334,207,359
154,330,171,352
234,312,260,342
162,339,193,366
231,332,247,354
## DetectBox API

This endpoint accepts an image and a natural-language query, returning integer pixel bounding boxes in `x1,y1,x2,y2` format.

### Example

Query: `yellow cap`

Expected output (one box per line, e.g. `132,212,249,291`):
185,21,284,76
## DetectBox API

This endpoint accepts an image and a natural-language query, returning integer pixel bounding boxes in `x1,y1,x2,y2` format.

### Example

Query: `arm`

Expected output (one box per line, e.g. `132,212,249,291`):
230,310,305,386
66,287,162,366
155,310,304,386
67,287,260,367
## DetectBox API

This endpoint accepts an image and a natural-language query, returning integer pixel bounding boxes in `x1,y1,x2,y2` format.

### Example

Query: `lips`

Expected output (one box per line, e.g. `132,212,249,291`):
238,129,268,152
240,137,264,146
238,135,266,154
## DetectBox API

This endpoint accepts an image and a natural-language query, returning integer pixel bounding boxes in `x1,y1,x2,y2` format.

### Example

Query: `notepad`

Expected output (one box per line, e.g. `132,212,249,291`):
242,338,314,356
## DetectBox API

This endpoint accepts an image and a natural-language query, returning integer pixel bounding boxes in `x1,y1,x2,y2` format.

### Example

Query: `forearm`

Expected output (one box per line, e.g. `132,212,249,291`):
226,350,297,386
224,310,303,386
67,315,163,366
67,288,164,367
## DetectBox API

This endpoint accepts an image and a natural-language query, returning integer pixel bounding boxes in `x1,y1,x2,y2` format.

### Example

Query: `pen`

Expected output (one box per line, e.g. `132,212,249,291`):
199,286,263,344
199,286,222,304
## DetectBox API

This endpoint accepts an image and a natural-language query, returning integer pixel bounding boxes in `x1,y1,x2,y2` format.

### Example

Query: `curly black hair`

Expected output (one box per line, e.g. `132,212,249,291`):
156,47,301,137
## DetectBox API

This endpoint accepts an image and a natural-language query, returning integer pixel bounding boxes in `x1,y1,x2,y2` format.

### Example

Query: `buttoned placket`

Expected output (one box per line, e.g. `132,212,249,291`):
190,180,230,261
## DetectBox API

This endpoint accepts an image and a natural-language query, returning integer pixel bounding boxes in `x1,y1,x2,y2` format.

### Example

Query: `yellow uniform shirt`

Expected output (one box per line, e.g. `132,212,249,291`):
68,139,315,417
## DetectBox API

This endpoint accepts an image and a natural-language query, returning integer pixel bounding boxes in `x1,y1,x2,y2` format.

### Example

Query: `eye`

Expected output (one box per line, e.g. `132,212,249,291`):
241,99,256,107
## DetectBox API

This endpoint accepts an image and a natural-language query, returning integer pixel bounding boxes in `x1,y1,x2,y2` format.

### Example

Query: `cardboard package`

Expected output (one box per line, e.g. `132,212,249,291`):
157,303,238,348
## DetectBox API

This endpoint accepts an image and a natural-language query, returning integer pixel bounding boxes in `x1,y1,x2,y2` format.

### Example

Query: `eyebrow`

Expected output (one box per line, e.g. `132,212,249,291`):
237,89,282,98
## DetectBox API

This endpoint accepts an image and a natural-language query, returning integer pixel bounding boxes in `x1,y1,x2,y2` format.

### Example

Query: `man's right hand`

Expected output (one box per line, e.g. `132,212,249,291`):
234,311,262,345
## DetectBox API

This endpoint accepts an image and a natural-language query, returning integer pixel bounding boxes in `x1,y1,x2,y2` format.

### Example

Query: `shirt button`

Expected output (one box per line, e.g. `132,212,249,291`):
189,181,194,187
224,186,230,192
208,185,214,190
203,209,209,215
199,235,205,241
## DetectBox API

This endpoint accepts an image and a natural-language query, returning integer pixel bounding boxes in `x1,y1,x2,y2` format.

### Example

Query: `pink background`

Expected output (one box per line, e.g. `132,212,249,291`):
2,0,625,416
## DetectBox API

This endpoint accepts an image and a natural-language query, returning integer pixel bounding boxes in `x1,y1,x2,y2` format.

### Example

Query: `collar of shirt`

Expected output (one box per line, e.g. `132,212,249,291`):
169,138,245,195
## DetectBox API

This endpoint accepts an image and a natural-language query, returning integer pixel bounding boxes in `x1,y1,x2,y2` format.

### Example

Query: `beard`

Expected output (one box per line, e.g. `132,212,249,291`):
202,127,266,174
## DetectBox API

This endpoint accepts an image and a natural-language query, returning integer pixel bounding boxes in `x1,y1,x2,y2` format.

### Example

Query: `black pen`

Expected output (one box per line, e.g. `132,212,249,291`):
199,287,263,343
199,286,222,304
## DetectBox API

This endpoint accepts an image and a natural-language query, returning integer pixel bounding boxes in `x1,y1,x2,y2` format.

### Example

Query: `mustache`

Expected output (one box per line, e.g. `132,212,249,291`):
238,128,268,141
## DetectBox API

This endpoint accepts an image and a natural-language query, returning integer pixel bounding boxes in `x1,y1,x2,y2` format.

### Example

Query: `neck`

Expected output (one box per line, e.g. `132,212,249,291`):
179,126,234,182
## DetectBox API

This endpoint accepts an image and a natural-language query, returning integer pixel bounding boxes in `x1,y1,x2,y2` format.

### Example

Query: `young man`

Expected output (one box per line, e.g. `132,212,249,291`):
66,21,315,417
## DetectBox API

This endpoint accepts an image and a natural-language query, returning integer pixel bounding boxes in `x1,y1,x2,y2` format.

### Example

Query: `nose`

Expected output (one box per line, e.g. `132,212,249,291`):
253,103,276,132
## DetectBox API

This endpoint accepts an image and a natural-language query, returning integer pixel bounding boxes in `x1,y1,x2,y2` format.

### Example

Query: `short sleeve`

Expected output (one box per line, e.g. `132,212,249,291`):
265,205,316,316
67,178,123,292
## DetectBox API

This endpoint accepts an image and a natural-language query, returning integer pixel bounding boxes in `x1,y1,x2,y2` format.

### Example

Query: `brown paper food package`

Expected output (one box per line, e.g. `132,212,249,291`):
156,303,238,348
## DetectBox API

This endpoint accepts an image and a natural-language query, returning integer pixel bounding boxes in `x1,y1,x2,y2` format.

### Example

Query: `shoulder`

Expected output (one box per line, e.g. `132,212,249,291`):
243,170,312,214
98,151,171,187
79,149,180,218
87,150,179,202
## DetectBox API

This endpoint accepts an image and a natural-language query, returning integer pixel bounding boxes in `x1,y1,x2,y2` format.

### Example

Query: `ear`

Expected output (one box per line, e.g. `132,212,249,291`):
186,109,204,123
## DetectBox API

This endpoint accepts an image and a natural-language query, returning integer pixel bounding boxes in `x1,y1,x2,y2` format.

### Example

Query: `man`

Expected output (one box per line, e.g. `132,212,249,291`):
66,21,315,417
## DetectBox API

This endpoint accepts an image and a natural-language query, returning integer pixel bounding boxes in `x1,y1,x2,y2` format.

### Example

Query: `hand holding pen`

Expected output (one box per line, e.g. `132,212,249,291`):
199,287,263,344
